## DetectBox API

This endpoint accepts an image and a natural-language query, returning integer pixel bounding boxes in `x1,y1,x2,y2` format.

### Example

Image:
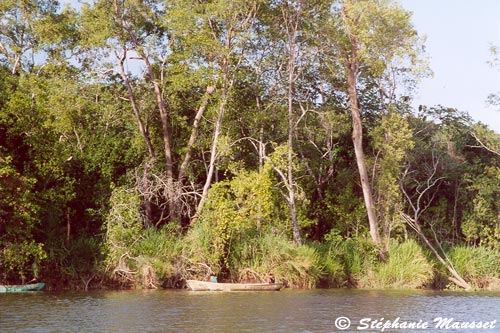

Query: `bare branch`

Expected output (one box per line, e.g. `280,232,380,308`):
470,131,500,156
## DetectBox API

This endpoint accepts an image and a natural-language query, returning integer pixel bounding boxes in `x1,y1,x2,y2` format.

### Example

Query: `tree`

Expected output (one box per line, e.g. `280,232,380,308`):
258,0,315,245
470,124,500,157
80,0,180,221
186,0,261,220
462,166,500,248
321,0,424,249
80,0,262,226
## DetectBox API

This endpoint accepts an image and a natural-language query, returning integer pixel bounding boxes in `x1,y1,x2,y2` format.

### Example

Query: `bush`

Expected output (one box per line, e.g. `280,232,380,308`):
61,236,105,290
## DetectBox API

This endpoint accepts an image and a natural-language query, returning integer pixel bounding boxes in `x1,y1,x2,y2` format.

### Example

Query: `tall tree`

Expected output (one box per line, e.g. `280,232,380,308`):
80,0,262,225
321,0,423,249
262,0,310,245
187,0,261,220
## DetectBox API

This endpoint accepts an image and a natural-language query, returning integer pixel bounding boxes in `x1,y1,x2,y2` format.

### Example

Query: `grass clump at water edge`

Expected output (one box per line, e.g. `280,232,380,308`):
359,240,434,289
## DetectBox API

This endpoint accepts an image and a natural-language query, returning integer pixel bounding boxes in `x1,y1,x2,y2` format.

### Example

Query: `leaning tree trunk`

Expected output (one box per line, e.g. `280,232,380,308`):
115,48,157,225
178,85,215,182
194,56,232,221
401,214,471,290
345,55,382,247
115,49,156,161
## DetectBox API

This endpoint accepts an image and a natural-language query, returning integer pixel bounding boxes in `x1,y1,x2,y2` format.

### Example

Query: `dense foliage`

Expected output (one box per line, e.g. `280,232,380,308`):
1,0,499,290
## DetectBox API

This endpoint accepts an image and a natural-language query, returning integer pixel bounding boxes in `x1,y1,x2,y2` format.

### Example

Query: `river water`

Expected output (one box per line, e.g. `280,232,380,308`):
1,289,500,332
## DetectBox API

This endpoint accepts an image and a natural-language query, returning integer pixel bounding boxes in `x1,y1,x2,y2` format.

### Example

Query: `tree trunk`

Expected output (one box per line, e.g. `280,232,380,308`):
121,11,179,225
417,231,471,290
194,94,227,220
287,44,302,246
345,55,382,247
116,50,156,161
115,49,156,226
194,57,231,221
178,85,215,182
147,66,178,224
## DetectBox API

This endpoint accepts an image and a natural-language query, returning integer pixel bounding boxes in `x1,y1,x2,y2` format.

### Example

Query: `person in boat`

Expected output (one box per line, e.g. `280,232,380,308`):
268,273,275,284
210,275,218,283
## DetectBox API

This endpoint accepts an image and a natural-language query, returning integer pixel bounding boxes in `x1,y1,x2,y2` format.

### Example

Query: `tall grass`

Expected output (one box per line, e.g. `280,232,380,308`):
359,240,433,289
132,226,184,288
447,246,500,290
229,231,324,288
181,217,221,280
318,237,379,287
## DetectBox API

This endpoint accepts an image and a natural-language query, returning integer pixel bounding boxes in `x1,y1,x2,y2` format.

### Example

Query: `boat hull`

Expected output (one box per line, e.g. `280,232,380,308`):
186,280,283,291
0,282,45,293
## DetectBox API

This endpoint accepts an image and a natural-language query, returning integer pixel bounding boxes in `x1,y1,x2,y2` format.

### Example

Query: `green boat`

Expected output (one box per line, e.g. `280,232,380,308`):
0,282,45,293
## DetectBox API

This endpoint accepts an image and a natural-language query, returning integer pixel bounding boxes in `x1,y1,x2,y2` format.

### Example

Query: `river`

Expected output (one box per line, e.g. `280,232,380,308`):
1,289,500,332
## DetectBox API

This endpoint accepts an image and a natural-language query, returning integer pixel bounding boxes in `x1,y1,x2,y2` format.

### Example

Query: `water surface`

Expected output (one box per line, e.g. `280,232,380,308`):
1,289,500,332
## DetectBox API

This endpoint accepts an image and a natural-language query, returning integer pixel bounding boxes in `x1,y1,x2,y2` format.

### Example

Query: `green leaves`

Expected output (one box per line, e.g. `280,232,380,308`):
371,110,414,239
462,166,500,247
0,154,46,280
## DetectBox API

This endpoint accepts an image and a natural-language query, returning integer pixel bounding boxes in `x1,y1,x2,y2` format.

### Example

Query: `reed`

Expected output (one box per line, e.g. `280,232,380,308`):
132,226,184,288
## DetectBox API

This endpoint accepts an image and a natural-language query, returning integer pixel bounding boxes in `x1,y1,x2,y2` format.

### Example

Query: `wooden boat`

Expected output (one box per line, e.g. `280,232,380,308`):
0,282,45,293
186,279,284,291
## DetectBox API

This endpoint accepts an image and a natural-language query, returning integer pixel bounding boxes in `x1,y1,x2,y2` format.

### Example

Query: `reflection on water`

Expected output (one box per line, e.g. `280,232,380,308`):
1,289,500,332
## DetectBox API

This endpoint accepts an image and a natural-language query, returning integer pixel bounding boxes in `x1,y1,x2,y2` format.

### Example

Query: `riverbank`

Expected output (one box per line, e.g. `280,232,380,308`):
39,234,500,292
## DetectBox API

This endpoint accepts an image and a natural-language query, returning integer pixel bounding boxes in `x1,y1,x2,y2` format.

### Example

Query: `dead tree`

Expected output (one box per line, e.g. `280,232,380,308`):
400,151,471,290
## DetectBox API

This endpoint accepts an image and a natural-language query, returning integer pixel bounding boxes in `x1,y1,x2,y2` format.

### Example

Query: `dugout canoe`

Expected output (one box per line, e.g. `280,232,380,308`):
186,280,284,291
0,282,45,293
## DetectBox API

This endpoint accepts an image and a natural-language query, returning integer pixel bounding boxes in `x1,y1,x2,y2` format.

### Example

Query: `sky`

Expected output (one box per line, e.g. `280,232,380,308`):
401,0,500,133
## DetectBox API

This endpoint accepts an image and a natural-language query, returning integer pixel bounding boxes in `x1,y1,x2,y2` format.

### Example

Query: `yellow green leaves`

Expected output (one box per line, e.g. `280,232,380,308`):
341,0,423,78
202,167,276,233
372,110,414,162
1,241,47,275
